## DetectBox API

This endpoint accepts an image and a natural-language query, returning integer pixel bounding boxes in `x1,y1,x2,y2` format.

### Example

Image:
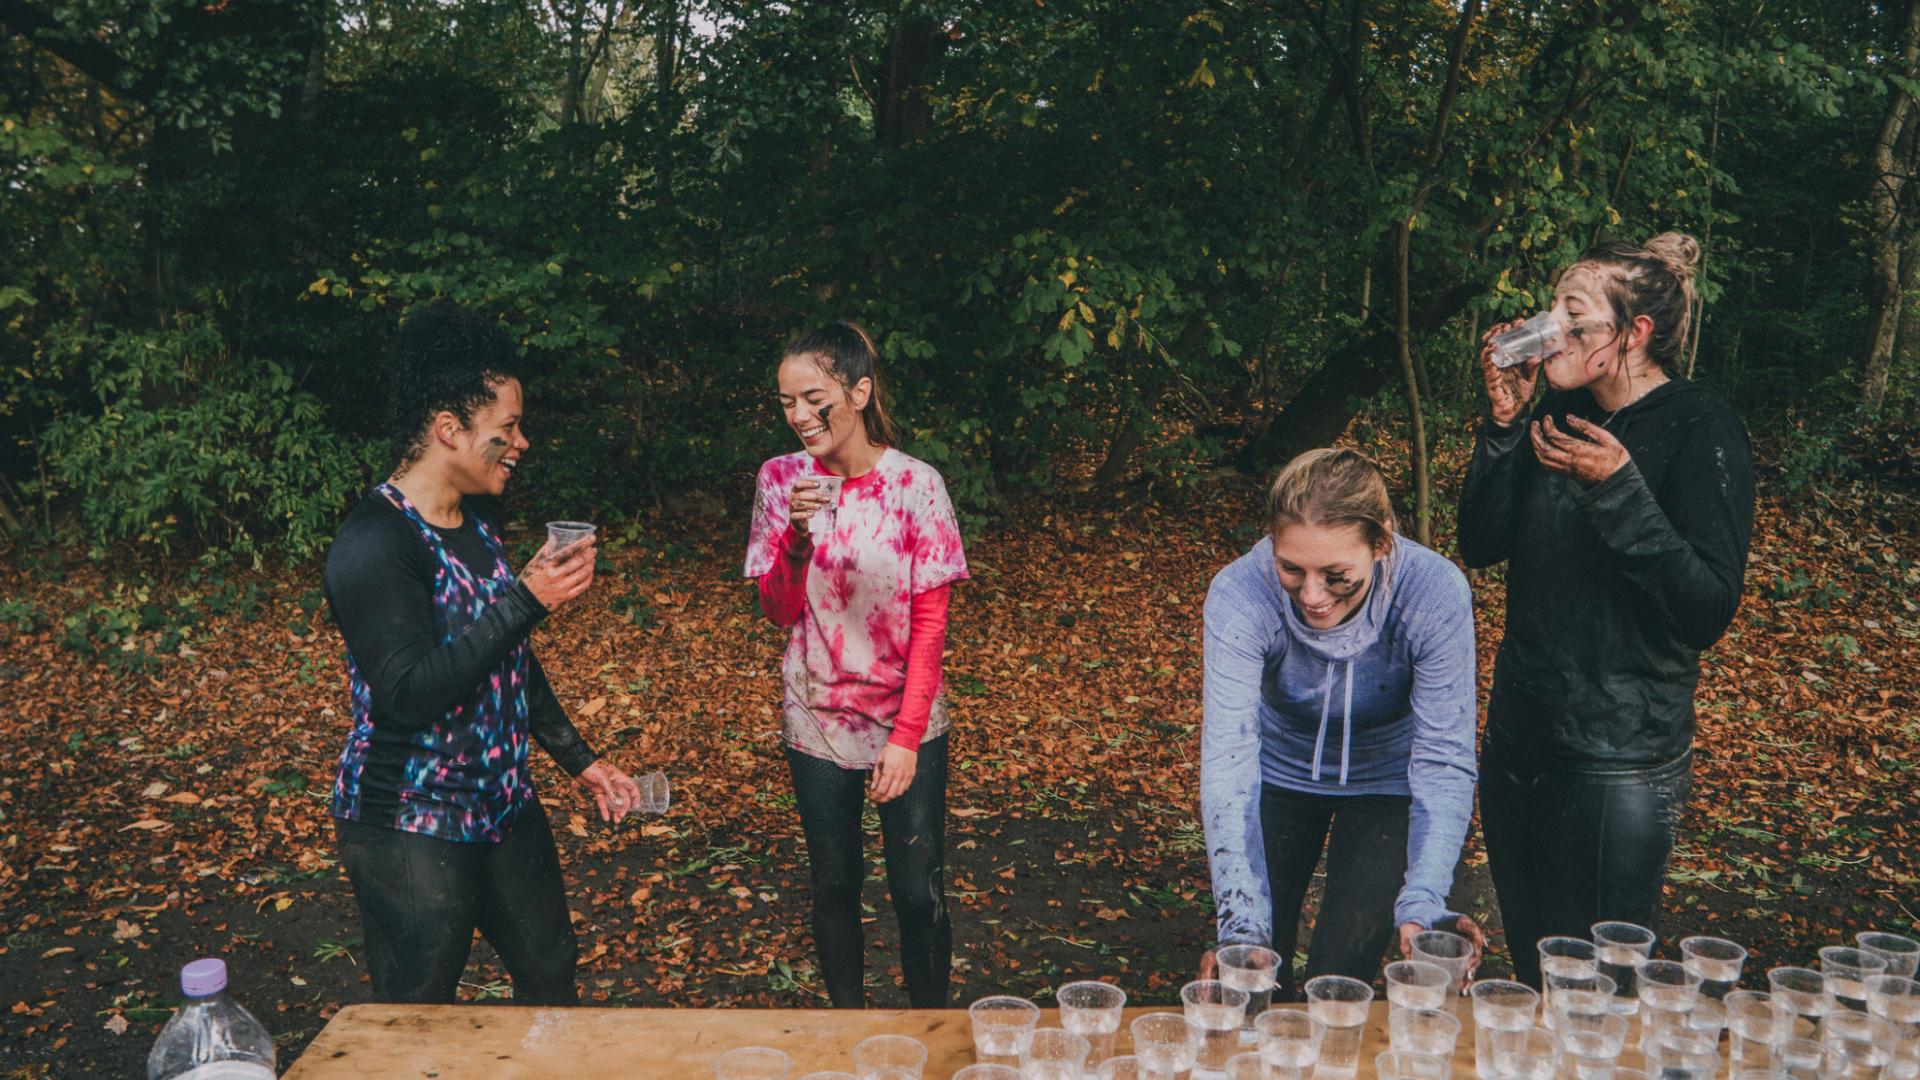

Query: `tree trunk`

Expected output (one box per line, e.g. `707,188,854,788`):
1863,0,1920,419
1898,231,1920,381
876,16,944,149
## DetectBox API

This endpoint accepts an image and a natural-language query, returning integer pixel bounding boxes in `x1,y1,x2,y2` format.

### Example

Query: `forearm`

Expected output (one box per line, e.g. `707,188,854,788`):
757,527,810,627
1201,598,1274,947
889,585,950,752
528,653,597,777
368,582,549,733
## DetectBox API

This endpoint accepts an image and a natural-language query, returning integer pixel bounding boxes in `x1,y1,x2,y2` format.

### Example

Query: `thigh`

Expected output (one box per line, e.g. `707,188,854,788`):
1590,761,1690,931
786,746,869,883
1259,787,1336,997
475,801,578,1005
1309,796,1410,981
335,819,482,1004
1479,743,1554,984
877,735,948,879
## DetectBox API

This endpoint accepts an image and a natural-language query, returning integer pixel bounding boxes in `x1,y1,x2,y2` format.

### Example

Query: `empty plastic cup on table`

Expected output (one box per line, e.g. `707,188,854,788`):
716,1047,793,1080
1865,974,1920,1025
1489,311,1568,368
950,1067,1019,1080
1015,1027,1089,1080
1483,1025,1559,1080
850,1034,926,1080
1130,1013,1200,1079
1387,960,1453,1014
1056,980,1126,1066
1680,935,1749,1000
545,520,596,552
806,476,845,536
1411,930,1476,999
1859,932,1920,979
1092,1058,1143,1080
636,770,671,814
1256,1008,1324,1071
1591,922,1657,1017
1376,1050,1450,1080
1305,975,1374,1080
969,995,1040,1064
1389,1006,1461,1065
1822,947,1891,1013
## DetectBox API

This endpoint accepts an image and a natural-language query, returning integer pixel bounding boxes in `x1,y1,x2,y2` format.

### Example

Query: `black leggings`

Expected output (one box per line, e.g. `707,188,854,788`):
334,800,578,1005
786,735,951,1009
1479,732,1691,987
1260,784,1411,1001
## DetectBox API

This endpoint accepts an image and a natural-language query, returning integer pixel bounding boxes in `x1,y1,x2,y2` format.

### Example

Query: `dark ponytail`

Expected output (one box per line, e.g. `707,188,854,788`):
782,320,906,448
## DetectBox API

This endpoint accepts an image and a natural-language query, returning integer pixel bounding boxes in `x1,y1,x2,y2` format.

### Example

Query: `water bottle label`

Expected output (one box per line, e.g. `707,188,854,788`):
170,1063,276,1080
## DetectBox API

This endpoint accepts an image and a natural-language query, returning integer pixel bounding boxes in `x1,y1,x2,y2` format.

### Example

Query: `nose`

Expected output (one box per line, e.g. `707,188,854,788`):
1298,580,1330,609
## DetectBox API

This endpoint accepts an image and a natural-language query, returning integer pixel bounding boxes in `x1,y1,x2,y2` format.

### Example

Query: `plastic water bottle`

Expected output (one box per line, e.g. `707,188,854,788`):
146,958,277,1080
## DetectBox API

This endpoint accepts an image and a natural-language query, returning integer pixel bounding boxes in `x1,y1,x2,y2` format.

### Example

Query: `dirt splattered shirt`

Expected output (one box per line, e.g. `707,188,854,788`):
744,448,969,768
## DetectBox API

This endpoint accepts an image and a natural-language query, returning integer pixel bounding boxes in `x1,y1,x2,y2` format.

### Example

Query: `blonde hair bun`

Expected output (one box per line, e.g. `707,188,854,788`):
1643,231,1701,285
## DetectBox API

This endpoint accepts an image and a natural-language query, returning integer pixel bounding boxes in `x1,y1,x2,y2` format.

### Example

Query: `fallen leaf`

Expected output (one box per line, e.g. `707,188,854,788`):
104,1014,128,1036
120,819,170,832
111,919,141,941
163,792,202,805
40,947,75,959
580,696,607,717
140,782,169,799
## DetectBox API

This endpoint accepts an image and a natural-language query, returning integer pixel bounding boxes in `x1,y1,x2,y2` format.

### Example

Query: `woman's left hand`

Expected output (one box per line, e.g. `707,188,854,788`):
1398,914,1489,992
577,760,643,822
869,743,918,804
1531,414,1631,486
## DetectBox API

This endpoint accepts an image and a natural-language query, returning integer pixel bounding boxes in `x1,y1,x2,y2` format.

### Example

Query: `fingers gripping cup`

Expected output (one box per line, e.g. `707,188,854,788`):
807,476,845,536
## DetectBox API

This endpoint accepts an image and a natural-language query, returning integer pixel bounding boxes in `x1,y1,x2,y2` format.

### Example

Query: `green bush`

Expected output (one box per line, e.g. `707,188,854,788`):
36,318,384,561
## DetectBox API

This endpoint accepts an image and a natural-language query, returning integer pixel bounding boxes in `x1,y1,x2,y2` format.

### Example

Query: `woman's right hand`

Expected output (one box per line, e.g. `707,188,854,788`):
785,478,830,551
1480,318,1541,428
1197,948,1220,982
521,537,596,612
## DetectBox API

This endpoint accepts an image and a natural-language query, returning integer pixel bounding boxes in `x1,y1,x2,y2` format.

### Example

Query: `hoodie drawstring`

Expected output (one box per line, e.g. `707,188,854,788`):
1309,657,1357,785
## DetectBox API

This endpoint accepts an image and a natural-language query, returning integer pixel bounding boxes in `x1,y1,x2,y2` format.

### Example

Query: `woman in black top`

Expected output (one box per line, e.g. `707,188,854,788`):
1457,232,1755,986
324,301,642,1004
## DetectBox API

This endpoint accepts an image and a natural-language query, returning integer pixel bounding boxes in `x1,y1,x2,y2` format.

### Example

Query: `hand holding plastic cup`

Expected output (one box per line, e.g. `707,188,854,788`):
804,476,844,536
1489,311,1567,369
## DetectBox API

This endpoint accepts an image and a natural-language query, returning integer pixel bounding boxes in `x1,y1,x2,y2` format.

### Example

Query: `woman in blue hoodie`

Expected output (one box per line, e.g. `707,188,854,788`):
1200,448,1482,998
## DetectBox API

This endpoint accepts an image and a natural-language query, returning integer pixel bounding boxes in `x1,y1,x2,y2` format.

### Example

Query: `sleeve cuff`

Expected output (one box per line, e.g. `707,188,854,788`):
886,727,925,753
509,579,550,619
1394,895,1459,931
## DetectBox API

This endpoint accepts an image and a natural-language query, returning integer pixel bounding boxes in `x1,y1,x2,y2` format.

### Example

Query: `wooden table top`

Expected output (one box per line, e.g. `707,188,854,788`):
282,1000,1477,1079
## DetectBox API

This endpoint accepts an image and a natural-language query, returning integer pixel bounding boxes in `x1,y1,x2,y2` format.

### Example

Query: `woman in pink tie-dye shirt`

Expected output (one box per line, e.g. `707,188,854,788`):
743,321,969,1008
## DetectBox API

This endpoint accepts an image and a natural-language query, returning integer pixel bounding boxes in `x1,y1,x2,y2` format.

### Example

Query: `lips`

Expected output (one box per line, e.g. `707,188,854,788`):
796,422,827,443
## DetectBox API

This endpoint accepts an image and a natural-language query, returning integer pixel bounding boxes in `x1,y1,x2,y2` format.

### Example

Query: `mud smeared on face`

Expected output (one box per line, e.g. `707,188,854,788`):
481,436,510,467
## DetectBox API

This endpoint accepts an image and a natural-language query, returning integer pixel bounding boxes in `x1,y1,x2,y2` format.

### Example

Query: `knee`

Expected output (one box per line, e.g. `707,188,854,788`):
891,862,948,925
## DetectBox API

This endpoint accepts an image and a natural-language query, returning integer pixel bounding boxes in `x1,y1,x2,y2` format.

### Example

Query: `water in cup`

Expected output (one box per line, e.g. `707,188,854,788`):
1473,1010,1535,1080
1061,1009,1121,1066
1490,311,1567,368
1307,1000,1368,1080
1219,945,1281,1043
1187,1001,1245,1074
1596,946,1644,1016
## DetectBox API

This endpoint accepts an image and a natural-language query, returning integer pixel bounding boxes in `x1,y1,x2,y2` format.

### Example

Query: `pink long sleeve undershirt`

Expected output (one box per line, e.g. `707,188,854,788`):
757,525,949,753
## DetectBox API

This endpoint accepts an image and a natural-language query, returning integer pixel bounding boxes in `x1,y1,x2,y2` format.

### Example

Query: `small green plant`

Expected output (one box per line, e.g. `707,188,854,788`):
0,599,45,633
313,939,359,964
263,766,310,797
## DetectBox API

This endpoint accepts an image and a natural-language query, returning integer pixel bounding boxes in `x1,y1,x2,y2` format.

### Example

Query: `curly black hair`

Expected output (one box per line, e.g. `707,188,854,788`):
385,300,522,472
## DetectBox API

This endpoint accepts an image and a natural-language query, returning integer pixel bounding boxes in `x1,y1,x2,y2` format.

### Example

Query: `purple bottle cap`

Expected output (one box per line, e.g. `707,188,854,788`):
181,958,227,996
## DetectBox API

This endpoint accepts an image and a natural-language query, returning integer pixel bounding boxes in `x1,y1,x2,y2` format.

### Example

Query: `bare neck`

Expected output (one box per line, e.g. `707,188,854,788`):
389,461,464,528
1589,357,1671,413
822,435,886,479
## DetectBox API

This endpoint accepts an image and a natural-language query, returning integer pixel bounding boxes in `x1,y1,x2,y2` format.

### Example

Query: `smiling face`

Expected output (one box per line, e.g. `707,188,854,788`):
446,377,528,497
777,352,872,460
1272,520,1385,629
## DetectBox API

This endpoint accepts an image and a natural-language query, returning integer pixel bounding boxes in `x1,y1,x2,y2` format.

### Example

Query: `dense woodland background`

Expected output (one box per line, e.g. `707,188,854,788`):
4,0,1920,558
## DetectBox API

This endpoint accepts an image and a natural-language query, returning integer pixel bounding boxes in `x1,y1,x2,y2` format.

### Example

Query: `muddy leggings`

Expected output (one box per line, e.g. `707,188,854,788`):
786,734,950,1009
1479,731,1692,988
334,800,578,1005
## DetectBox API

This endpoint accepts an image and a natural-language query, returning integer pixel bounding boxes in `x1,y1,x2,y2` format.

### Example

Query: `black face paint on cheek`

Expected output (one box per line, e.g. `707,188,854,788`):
1325,576,1365,600
817,403,834,427
481,437,509,467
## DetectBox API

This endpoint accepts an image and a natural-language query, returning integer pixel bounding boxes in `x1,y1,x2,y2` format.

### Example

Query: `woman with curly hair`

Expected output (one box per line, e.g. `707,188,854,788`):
324,300,642,1004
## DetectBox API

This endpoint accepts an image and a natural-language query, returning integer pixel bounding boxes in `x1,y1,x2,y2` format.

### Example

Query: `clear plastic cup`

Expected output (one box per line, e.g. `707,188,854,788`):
1680,936,1749,1000
1015,1027,1088,1080
715,1047,794,1080
1490,311,1568,368
545,520,597,551
1219,944,1283,1038
1865,974,1920,1024
636,770,671,814
1483,1025,1559,1080
1093,1056,1142,1080
1256,1008,1325,1070
1376,1050,1450,1080
1131,1013,1200,1078
1819,1012,1899,1079
969,996,1041,1064
1181,979,1250,1075
1556,1011,1629,1079
1591,922,1656,1017
950,1069,1019,1080
1305,976,1373,1080
1859,933,1920,980
1682,995,1728,1045
1546,971,1616,1034
1470,981,1538,1080
1538,937,1599,1027
1057,980,1127,1065
1728,989,1811,1073
1387,960,1453,1014
1224,1051,1271,1080
1388,1006,1461,1064
851,1034,926,1079
1636,959,1704,1051
1771,967,1838,1025
1772,1036,1850,1080
1644,1028,1719,1080
1412,930,1476,998
1821,947,1891,1012
805,476,845,536
797,1073,859,1080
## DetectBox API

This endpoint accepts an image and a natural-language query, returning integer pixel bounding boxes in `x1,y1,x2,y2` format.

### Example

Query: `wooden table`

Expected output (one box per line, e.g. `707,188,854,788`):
284,1001,1470,1079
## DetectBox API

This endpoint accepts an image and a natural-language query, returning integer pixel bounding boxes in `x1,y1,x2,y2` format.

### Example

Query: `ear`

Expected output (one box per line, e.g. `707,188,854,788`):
848,376,873,412
432,410,466,450
1626,313,1656,355
1373,528,1395,561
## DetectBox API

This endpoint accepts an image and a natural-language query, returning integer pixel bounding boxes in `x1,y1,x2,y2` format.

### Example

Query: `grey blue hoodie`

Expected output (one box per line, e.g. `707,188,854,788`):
1200,533,1478,942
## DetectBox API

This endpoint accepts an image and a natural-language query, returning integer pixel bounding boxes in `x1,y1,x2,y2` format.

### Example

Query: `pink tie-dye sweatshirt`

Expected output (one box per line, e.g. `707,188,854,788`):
743,448,970,767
